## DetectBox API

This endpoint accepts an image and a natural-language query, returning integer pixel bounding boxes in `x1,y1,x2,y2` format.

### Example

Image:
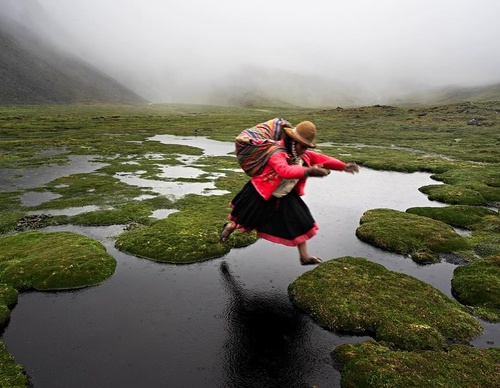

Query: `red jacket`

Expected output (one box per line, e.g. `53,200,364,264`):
251,144,346,200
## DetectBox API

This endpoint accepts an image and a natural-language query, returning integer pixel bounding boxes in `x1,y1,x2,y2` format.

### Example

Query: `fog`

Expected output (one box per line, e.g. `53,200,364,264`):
4,0,500,105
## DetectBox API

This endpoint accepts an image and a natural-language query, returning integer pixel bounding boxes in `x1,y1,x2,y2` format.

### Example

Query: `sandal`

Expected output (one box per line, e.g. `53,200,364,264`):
220,221,235,242
300,256,322,265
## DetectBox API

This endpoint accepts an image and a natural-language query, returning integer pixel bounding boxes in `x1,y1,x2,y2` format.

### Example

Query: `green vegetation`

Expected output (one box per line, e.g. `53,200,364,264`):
334,341,500,388
0,101,499,386
0,340,28,388
0,231,116,291
288,257,482,351
406,205,498,229
356,208,471,263
115,189,257,263
419,183,489,205
452,254,500,322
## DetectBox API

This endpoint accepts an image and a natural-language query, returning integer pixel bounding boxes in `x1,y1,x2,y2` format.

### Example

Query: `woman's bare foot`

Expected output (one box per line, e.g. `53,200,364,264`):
300,256,322,265
220,221,236,242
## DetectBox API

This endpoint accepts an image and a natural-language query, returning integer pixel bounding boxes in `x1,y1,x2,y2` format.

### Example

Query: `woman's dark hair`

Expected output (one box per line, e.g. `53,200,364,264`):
283,132,294,154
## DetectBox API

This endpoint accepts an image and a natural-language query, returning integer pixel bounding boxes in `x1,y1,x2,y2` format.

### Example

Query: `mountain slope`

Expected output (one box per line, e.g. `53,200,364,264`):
0,18,146,105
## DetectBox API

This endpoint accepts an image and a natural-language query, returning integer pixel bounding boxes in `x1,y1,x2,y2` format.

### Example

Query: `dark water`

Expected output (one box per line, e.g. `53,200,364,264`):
1,140,499,387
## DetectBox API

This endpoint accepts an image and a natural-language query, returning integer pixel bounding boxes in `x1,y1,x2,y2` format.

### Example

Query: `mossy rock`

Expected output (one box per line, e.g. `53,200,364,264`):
419,184,488,206
288,257,482,350
115,193,257,263
0,339,29,388
333,341,500,388
451,254,500,322
406,205,498,229
356,208,470,263
0,231,116,291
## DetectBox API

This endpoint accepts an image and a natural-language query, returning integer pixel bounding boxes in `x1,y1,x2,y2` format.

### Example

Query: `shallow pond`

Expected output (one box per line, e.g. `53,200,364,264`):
2,137,499,388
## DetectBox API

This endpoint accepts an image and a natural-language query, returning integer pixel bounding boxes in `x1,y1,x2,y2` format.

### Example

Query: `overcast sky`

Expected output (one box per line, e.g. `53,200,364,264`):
26,0,500,103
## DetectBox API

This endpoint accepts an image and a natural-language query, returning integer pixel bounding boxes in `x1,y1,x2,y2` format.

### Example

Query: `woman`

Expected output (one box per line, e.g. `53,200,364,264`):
221,120,359,265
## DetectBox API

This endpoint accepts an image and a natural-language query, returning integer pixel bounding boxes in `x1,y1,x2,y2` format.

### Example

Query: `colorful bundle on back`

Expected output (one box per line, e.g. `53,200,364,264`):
235,118,292,177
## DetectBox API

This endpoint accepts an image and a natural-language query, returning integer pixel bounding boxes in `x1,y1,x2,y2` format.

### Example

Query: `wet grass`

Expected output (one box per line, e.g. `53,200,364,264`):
452,254,500,322
116,176,257,263
355,208,471,264
0,339,28,388
333,341,500,388
406,205,498,230
288,257,482,351
0,101,499,385
0,231,116,291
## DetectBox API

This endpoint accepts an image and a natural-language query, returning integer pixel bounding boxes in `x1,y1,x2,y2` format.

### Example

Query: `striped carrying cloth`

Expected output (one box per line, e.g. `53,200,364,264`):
235,118,292,177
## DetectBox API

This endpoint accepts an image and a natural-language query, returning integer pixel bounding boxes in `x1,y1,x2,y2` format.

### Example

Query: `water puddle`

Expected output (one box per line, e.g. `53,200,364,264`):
0,155,107,192
21,191,62,207
148,134,234,157
151,209,178,219
27,205,101,217
115,173,229,199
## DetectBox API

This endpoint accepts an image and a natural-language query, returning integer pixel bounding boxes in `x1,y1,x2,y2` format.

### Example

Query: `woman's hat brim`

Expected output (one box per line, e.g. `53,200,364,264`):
284,126,316,148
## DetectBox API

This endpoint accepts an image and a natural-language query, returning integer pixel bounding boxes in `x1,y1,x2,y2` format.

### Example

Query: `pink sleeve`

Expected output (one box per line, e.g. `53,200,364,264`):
267,152,306,179
307,151,346,170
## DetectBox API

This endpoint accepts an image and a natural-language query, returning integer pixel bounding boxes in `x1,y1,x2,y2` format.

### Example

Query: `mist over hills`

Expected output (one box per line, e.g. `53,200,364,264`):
0,1,146,105
1,0,499,107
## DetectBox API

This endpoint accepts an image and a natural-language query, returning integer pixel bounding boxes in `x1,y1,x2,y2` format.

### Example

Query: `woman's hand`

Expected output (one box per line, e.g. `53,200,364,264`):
343,162,359,174
304,165,330,177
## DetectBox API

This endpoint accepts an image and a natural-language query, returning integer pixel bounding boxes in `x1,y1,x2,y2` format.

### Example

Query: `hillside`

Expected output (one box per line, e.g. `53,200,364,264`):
396,83,500,106
0,18,146,105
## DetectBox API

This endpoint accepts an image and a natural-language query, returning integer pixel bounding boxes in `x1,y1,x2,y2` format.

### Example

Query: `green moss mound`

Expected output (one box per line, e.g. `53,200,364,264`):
431,166,500,206
356,208,470,263
115,193,257,263
334,341,500,388
406,205,498,229
405,206,500,263
0,340,29,388
0,231,116,290
452,254,500,322
288,257,482,350
419,184,488,206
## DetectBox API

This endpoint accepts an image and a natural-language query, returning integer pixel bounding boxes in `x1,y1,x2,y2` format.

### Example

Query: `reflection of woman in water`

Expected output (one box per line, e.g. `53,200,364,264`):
219,261,313,387
221,119,359,265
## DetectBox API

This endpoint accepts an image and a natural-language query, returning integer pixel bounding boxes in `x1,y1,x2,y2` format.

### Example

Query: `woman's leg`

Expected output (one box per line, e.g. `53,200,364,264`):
297,241,322,265
220,221,236,242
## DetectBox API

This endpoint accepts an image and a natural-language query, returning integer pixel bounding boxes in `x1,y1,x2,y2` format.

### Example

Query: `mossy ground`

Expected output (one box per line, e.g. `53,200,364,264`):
333,341,500,388
451,254,500,322
1,102,499,385
0,231,116,291
0,340,29,388
406,205,498,230
288,257,482,351
356,208,471,263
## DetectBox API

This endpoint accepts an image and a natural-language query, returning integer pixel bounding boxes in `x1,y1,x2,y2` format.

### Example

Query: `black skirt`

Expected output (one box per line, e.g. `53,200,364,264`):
229,181,318,246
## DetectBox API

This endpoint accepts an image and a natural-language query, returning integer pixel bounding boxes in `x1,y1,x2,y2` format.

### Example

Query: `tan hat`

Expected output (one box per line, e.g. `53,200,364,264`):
284,121,317,148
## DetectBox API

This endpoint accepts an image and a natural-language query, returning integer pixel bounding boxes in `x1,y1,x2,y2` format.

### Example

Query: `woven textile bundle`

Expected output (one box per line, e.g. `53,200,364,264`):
235,118,292,176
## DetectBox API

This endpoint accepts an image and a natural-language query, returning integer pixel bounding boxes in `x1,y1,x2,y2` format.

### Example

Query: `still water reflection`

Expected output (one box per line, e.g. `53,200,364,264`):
1,136,498,388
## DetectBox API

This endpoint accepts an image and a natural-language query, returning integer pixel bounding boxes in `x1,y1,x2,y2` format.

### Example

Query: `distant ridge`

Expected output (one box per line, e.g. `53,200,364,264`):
0,19,147,105
391,83,500,106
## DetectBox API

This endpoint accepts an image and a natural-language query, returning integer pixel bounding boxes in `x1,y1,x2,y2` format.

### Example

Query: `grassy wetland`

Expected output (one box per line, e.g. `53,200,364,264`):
0,101,499,386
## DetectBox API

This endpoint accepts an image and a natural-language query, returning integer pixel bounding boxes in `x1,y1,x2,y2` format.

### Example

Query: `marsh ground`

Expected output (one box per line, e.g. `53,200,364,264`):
0,102,499,387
